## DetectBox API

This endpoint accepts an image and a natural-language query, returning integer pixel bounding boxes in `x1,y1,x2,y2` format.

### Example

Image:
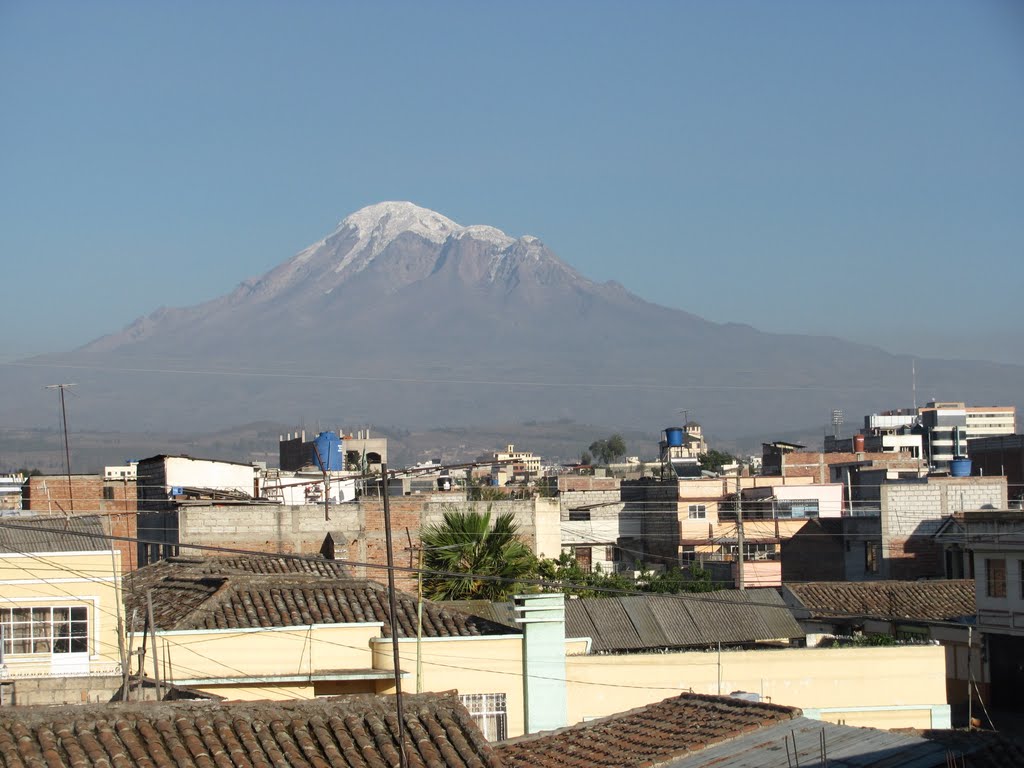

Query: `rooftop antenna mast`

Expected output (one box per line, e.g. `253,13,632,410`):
912,359,917,412
45,383,76,513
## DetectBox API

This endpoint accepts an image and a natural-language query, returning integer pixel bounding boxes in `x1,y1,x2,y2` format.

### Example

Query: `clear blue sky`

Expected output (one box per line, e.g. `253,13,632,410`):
2,1,1022,363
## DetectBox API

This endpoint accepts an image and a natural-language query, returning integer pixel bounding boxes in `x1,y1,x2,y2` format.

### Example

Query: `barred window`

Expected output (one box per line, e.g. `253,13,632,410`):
459,693,507,741
0,606,88,655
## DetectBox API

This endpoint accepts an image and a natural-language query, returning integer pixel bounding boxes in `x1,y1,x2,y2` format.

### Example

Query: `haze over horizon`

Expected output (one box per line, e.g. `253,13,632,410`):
2,2,1022,369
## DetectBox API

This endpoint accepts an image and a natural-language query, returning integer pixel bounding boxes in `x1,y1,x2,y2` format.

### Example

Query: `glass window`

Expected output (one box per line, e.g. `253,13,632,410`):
777,500,820,519
459,693,507,741
0,606,89,656
568,511,591,521
987,558,1007,598
688,504,707,519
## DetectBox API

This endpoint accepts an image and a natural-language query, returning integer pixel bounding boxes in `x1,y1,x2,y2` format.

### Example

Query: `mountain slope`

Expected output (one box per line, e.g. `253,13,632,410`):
6,202,1023,436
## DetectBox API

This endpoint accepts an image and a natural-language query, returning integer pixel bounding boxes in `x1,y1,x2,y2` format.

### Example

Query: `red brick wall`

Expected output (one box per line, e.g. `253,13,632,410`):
24,475,140,573
781,453,915,482
885,536,944,580
25,475,137,513
557,476,620,493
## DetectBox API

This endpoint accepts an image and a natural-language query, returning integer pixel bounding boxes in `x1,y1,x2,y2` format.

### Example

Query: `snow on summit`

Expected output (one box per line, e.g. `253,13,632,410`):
337,201,457,252
331,202,522,264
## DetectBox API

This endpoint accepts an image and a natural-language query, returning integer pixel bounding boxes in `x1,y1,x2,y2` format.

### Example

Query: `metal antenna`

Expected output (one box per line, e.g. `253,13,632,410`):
45,383,76,513
912,359,917,412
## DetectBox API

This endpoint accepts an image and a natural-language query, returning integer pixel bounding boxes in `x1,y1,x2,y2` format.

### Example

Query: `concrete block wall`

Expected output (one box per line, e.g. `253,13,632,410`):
881,479,1007,539
179,497,552,592
559,490,621,513
880,478,1007,580
7,674,124,706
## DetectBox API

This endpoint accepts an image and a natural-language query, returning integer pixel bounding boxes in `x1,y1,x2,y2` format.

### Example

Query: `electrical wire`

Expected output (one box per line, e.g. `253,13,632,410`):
3,358,920,394
0,518,982,616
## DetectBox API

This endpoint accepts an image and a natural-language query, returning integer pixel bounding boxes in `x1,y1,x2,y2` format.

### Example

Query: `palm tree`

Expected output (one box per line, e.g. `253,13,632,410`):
420,506,536,601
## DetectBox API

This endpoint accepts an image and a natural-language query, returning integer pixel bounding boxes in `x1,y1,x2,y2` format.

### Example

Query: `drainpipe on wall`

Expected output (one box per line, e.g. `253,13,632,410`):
514,593,567,734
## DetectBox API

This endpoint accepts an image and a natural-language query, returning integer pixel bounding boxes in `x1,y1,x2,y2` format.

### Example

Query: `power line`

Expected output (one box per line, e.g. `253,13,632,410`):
0,518,980,619
4,359,933,394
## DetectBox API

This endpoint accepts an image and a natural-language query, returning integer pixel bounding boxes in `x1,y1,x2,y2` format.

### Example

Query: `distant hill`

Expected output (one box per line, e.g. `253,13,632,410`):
0,421,663,476
4,201,1022,437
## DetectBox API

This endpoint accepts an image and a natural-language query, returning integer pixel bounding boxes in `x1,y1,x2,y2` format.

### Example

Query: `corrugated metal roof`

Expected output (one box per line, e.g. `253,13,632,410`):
563,599,601,643
578,599,643,652
748,588,806,639
565,591,803,652
666,716,964,768
680,591,772,645
0,515,108,553
620,595,672,648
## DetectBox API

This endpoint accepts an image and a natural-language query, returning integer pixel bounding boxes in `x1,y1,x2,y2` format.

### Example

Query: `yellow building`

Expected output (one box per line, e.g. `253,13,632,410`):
131,555,953,737
0,516,123,681
128,555,522,738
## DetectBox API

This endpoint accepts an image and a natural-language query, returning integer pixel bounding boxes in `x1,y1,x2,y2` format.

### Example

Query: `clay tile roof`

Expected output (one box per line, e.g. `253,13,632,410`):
125,557,517,638
0,692,504,768
785,580,976,622
495,693,799,768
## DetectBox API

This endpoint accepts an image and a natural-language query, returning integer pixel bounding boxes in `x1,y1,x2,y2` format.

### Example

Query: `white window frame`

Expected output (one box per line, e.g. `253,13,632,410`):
687,504,707,519
0,606,89,657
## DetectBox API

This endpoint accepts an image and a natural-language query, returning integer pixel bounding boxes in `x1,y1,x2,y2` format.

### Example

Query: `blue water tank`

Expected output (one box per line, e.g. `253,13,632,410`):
665,427,684,447
949,458,972,477
312,431,344,471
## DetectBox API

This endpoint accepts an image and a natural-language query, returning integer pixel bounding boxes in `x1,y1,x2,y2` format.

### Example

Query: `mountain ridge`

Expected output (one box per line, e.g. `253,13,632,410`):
6,202,1023,436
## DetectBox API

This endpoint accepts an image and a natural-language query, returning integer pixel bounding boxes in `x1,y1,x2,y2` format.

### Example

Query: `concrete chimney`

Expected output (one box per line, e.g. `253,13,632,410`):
514,593,567,734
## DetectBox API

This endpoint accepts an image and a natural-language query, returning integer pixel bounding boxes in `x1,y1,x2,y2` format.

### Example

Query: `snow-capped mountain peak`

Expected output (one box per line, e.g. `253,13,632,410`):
334,201,458,259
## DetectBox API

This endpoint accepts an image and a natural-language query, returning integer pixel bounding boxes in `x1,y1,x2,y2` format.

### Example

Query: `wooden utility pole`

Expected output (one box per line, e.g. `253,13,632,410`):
736,467,745,590
45,384,76,512
146,590,162,700
381,464,409,768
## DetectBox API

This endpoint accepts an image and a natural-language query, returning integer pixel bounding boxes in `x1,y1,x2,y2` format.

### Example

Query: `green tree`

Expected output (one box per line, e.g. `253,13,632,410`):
420,507,536,601
536,553,634,597
588,433,627,465
697,449,736,474
642,565,715,593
